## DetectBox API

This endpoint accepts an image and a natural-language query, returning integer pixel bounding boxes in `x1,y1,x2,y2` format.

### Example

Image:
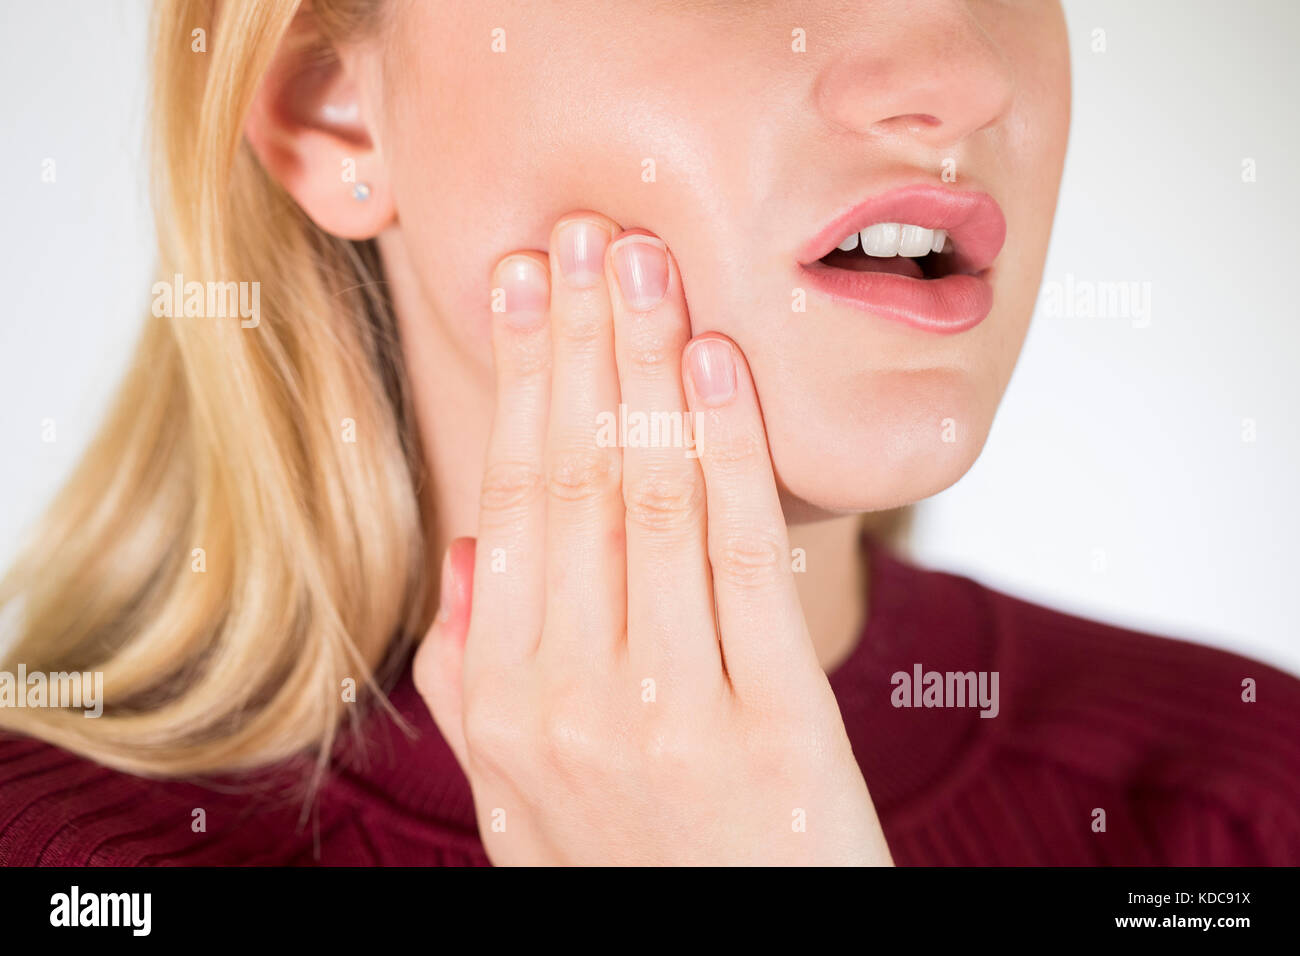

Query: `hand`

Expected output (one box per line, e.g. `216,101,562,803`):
414,212,893,866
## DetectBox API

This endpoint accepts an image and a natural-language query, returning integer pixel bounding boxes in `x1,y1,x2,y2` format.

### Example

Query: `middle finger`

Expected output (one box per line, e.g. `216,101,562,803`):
541,213,627,658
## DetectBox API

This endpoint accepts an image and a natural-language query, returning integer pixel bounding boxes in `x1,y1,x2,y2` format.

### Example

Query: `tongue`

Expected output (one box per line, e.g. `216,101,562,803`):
821,249,924,279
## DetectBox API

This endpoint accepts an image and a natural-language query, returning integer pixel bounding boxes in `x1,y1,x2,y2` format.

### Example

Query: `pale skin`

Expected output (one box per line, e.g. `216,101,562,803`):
243,0,1071,864
414,218,894,864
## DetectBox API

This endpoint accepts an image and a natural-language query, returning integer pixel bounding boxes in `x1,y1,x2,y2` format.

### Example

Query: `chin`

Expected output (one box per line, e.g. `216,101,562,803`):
762,364,995,523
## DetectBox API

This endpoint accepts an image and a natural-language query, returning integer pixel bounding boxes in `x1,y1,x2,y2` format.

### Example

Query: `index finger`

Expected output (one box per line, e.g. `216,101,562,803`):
466,252,553,677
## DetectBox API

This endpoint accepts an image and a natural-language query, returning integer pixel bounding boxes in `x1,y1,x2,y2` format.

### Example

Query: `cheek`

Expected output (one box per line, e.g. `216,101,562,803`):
997,11,1072,281
378,15,579,363
382,74,657,365
379,4,750,365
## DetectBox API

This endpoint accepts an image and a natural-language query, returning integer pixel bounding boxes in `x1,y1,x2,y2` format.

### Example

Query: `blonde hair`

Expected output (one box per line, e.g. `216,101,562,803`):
0,0,423,778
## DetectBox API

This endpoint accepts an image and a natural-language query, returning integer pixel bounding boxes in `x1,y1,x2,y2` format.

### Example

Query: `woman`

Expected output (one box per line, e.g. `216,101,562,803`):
1,0,1296,865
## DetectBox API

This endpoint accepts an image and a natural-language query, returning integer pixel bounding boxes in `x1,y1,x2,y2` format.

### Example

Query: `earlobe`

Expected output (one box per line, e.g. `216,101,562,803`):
243,28,394,240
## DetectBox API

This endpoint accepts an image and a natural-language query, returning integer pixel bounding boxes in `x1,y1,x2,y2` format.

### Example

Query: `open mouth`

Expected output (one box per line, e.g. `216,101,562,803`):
815,223,963,281
797,185,1007,333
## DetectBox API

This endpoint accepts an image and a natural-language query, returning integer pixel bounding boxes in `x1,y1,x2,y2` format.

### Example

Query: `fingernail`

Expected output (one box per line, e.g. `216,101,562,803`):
686,339,736,406
436,546,454,622
612,235,668,311
556,220,609,288
494,256,548,328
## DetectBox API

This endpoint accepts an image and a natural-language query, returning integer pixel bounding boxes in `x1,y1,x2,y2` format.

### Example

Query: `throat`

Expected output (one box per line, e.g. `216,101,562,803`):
789,515,871,675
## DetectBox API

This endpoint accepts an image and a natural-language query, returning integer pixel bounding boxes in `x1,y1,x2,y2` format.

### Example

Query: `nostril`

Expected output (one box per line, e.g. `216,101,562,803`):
877,113,942,135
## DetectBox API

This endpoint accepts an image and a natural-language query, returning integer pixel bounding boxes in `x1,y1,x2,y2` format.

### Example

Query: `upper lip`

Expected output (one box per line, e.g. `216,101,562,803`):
798,183,1007,275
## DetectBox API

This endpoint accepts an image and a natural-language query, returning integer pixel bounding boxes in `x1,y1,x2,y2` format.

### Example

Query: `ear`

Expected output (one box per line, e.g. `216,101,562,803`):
243,17,393,240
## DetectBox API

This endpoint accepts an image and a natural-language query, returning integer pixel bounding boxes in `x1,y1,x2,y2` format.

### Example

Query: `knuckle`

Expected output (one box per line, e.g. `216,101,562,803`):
479,460,544,518
623,468,704,533
547,444,621,502
699,424,765,467
498,335,551,379
540,703,603,773
461,706,492,752
622,333,676,377
553,310,607,346
710,528,786,587
462,702,513,771
411,641,439,703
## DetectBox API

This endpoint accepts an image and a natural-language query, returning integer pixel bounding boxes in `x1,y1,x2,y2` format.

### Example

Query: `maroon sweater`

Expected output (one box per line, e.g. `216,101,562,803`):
2,544,1297,866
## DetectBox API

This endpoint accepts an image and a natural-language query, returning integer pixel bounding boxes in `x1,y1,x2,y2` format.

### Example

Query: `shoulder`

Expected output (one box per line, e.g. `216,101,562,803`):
0,733,158,865
0,732,285,866
1004,595,1300,863
870,546,1300,863
988,580,1300,783
0,685,487,865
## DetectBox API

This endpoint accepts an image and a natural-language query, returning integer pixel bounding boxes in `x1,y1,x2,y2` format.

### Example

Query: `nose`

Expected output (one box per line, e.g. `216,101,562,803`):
811,1,1015,149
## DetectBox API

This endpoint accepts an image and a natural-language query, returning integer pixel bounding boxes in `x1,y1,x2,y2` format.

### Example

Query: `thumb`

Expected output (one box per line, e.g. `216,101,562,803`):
412,536,476,770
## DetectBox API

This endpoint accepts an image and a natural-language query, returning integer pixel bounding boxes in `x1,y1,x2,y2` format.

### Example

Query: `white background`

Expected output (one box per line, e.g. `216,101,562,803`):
1,1,1297,675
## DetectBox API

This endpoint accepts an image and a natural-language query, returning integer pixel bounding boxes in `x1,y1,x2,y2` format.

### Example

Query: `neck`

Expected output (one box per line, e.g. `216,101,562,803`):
788,515,870,672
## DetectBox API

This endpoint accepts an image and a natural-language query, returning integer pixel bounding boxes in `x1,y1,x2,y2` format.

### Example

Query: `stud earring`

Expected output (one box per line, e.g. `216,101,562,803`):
352,182,372,202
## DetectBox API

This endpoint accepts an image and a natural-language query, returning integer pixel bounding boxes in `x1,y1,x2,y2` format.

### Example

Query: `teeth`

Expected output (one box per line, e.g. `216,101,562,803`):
834,222,945,258
861,222,901,256
897,224,933,257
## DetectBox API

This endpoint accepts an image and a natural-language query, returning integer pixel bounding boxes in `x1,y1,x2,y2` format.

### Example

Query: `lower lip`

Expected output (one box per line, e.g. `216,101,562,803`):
798,262,994,334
